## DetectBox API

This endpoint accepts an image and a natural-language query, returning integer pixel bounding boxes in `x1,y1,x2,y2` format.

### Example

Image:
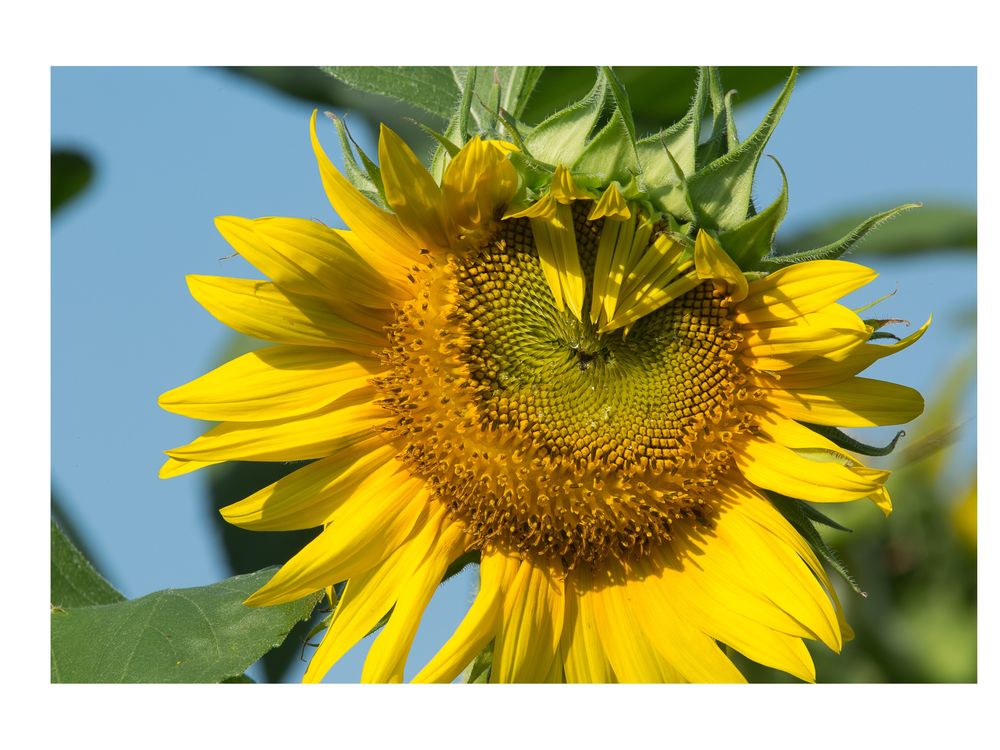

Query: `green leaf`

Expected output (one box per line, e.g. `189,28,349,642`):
723,90,739,154
52,149,94,213
774,203,976,261
719,156,789,269
759,203,921,268
222,673,256,683
320,66,459,122
658,146,697,221
688,68,797,231
51,519,124,609
51,568,321,683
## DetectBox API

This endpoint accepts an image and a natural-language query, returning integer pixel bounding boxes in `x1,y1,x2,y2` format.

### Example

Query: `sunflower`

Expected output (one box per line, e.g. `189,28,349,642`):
159,75,927,683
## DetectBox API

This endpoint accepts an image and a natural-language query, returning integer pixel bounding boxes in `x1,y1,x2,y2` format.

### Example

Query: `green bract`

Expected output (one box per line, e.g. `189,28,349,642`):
325,66,921,273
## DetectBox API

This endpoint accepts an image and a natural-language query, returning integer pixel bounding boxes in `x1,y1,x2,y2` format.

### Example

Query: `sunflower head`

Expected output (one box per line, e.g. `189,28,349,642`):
160,67,927,683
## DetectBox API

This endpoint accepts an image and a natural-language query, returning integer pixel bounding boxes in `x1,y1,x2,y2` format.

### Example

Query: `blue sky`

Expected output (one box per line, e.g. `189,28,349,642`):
51,66,976,682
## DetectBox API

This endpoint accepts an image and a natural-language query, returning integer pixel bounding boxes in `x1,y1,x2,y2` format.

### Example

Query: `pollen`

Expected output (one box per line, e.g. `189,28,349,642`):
375,204,760,568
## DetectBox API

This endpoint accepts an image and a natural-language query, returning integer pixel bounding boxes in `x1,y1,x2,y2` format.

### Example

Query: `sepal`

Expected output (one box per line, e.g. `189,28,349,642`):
523,70,608,166
804,423,906,457
769,493,867,597
572,67,641,184
637,67,707,214
326,113,386,207
688,67,797,231
718,156,789,269
759,203,921,269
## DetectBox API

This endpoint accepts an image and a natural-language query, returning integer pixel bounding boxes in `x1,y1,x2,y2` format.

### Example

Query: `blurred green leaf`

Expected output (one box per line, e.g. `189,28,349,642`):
51,149,93,213
320,66,458,122
229,66,353,107
776,203,976,260
51,567,320,683
51,518,124,609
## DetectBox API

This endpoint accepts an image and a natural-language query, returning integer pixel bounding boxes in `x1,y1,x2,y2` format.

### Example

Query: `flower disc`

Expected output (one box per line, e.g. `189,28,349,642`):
377,204,758,568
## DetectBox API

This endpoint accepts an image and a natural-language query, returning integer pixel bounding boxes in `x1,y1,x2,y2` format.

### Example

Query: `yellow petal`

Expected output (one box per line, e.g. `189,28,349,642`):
491,554,565,683
646,544,816,682
868,485,894,516
214,216,402,307
592,213,636,326
164,397,385,464
737,260,878,324
587,183,631,221
309,111,419,279
187,275,386,354
584,565,682,682
219,439,397,531
504,192,558,222
711,492,842,651
736,436,889,504
600,271,699,334
665,514,820,641
158,345,377,422
765,377,925,427
732,487,851,647
530,202,585,320
628,558,747,683
757,315,931,390
302,507,447,683
604,233,698,332
378,123,451,251
246,467,429,607
694,229,748,302
442,136,517,233
158,457,219,479
740,305,871,371
246,217,409,305
362,513,469,683
549,164,592,203
411,552,513,683
562,582,614,683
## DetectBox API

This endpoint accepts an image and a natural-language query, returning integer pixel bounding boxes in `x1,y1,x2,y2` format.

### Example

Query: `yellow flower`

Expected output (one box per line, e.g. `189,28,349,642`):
159,113,926,683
